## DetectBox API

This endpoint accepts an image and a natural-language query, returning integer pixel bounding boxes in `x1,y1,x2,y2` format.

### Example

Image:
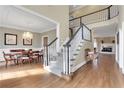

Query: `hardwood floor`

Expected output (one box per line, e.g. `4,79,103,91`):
0,54,124,88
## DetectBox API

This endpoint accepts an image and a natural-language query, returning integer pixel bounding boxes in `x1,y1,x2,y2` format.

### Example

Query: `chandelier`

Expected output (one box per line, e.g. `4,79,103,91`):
23,32,33,39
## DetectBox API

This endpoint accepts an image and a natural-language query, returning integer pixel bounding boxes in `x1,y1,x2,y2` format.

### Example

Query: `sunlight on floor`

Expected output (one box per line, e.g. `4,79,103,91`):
0,68,49,80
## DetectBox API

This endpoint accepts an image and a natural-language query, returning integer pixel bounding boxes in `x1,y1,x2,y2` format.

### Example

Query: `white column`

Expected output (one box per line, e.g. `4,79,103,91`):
118,6,124,73
115,32,119,64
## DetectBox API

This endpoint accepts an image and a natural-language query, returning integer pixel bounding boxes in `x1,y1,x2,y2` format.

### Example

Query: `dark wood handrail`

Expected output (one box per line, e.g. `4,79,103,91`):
81,23,91,31
64,23,91,46
45,37,57,66
65,26,82,46
69,5,112,21
48,37,58,46
81,23,92,41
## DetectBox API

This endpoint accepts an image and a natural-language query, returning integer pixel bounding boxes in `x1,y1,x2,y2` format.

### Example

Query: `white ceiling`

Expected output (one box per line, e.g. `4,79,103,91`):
0,6,56,33
93,23,117,37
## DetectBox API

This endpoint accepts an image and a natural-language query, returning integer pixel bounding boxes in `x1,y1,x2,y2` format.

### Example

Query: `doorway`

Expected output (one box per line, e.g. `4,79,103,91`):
42,36,48,47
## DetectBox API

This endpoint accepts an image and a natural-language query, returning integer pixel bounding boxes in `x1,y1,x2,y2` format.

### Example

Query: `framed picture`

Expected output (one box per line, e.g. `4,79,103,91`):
23,38,32,45
4,33,17,45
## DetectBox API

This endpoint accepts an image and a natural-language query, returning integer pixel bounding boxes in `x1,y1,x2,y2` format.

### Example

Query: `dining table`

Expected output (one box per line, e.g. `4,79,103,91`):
10,50,43,64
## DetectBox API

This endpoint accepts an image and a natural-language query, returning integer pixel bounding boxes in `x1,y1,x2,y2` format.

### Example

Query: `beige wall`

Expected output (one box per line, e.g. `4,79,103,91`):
74,41,93,66
23,5,69,46
70,5,109,18
95,36,115,44
41,30,56,47
0,27,42,49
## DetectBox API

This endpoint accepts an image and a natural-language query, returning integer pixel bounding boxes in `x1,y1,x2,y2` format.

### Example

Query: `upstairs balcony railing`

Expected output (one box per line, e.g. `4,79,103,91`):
69,5,119,28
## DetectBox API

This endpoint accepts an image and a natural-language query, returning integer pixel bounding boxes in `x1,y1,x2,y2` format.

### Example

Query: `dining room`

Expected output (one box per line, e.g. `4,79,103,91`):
0,27,44,81
0,5,57,81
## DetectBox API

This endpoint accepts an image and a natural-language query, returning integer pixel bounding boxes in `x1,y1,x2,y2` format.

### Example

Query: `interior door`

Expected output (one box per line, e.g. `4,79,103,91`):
43,37,48,47
43,36,48,65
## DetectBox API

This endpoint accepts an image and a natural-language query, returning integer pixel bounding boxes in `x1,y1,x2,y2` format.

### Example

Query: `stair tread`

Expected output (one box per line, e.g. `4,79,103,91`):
70,58,76,61
73,54,78,55
80,42,84,43
76,49,80,51
78,45,82,47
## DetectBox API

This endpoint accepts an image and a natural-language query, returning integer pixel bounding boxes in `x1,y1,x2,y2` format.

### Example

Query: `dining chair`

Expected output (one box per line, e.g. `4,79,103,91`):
28,50,39,63
17,51,31,64
3,51,17,68
33,50,43,63
39,50,44,63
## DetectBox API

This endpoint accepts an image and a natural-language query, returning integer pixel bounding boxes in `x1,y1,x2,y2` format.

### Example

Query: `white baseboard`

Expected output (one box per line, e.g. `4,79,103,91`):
44,61,87,76
122,68,124,74
71,61,86,72
44,66,62,77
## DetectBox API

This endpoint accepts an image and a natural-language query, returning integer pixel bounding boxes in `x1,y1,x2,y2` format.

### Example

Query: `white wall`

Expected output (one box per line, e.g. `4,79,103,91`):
117,6,124,73
115,32,119,64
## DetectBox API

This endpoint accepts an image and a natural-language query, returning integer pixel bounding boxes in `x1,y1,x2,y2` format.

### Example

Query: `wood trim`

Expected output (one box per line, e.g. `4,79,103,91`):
65,26,82,46
67,45,70,74
48,37,58,46
42,35,49,47
81,23,92,42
